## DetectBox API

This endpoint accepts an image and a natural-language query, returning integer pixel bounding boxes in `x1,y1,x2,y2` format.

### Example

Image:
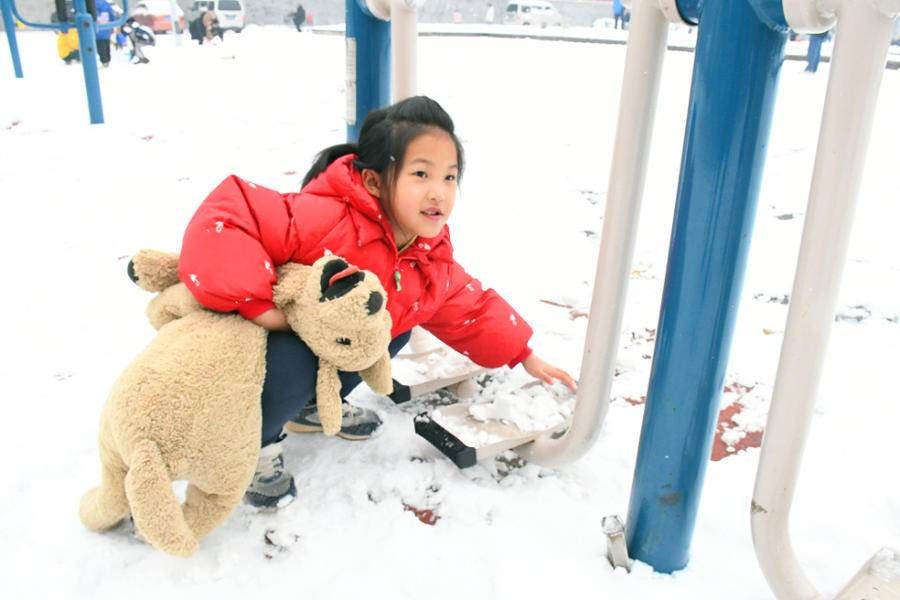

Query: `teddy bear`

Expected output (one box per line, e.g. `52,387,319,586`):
79,250,394,557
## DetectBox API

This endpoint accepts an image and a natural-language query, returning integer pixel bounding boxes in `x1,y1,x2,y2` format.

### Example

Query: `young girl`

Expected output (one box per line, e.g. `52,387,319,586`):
178,96,575,508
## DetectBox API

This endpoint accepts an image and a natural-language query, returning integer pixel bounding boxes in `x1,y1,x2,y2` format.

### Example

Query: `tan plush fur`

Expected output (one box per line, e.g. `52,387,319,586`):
80,252,393,557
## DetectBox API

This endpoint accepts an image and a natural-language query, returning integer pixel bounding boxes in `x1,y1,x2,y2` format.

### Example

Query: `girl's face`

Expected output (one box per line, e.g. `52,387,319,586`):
388,130,459,244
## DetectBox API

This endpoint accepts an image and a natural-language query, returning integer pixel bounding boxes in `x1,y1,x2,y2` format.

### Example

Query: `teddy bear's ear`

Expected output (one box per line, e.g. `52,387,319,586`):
146,283,202,330
129,250,180,292
319,257,364,301
360,352,393,395
273,263,312,309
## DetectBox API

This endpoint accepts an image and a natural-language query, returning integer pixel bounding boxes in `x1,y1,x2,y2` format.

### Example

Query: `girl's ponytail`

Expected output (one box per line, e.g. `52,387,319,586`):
302,143,359,187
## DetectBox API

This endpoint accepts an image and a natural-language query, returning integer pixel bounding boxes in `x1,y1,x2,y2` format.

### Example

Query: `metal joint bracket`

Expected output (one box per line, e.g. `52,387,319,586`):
622,0,689,24
870,0,900,18
603,515,634,572
782,0,837,32
363,0,423,20
657,0,691,24
361,0,389,20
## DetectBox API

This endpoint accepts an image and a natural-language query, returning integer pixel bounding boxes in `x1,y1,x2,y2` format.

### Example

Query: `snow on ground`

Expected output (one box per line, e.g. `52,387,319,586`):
1,24,899,600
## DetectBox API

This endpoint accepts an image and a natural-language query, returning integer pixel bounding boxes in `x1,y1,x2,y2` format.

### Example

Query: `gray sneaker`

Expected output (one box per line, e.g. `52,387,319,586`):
285,402,382,440
244,440,297,510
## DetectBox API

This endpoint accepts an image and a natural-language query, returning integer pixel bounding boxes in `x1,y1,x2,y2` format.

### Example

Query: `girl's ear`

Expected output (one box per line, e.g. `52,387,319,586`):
361,168,382,198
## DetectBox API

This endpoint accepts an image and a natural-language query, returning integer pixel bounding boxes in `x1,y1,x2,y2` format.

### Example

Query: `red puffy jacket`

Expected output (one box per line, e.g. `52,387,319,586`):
178,154,533,368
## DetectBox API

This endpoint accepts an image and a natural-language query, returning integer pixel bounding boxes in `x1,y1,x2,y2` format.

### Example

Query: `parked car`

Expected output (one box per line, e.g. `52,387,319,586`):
503,0,562,27
131,0,186,33
191,0,245,33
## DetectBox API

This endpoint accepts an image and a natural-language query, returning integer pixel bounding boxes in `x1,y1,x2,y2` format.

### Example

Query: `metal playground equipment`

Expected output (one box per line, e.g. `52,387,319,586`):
347,0,900,596
3,0,893,592
1,0,129,123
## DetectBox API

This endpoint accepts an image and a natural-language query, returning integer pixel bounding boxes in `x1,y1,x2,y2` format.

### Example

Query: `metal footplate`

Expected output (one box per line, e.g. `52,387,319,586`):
414,401,568,469
835,547,900,599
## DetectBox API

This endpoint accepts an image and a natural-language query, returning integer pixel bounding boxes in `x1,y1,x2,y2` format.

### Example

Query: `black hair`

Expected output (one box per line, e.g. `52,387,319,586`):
302,96,465,194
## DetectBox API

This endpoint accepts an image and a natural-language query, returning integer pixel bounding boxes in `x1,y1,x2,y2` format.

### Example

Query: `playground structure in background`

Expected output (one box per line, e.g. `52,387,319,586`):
1,0,131,122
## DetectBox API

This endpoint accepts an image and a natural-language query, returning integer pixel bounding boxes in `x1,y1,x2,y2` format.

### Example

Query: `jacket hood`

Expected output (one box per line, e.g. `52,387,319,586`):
302,153,454,266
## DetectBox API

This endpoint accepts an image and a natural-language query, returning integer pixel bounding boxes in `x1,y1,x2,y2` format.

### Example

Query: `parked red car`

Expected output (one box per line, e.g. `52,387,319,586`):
131,0,186,33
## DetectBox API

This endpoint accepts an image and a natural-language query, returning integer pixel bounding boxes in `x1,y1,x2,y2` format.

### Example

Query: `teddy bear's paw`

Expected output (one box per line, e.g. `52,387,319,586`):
118,516,198,556
79,486,130,532
162,535,200,557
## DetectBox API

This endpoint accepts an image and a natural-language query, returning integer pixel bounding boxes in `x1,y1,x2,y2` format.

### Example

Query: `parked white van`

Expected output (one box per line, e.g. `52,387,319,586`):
503,0,562,27
192,0,245,33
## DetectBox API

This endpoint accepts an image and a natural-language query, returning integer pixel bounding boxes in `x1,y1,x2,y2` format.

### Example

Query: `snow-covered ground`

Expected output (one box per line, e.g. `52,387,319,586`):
1,25,898,600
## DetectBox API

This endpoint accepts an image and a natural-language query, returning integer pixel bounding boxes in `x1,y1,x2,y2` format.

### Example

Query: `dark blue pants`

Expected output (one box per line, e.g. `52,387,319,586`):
260,330,411,445
806,33,827,73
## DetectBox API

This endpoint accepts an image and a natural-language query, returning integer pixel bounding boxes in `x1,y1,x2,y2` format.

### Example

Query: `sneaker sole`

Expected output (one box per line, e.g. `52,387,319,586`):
243,479,297,511
284,421,374,441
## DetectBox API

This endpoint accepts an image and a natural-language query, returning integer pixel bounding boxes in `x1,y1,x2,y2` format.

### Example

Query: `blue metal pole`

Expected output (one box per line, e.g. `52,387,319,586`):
1,0,23,78
625,0,788,573
73,0,103,124
346,0,390,142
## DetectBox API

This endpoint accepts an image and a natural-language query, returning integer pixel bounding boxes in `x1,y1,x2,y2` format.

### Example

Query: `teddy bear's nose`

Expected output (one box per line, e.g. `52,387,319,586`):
366,291,383,315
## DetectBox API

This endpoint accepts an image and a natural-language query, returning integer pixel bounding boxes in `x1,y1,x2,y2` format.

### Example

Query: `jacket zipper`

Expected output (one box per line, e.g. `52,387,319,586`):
393,237,416,292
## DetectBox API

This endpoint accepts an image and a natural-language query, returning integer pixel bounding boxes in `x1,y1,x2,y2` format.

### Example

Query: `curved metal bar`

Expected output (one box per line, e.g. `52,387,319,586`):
625,0,690,24
389,0,418,101
519,0,672,467
750,1,898,598
1,0,23,77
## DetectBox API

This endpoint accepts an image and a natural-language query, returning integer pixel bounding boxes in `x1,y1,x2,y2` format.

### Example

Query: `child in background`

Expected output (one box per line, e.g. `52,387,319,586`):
93,0,116,67
57,27,80,64
178,96,576,508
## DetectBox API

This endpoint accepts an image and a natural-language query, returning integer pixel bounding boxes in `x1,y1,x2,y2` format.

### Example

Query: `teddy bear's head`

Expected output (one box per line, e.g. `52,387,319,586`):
128,250,393,396
274,255,394,384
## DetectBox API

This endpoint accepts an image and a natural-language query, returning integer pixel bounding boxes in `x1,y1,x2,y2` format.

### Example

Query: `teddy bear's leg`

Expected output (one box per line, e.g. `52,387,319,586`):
181,483,244,540
316,362,344,436
124,439,199,557
79,459,130,531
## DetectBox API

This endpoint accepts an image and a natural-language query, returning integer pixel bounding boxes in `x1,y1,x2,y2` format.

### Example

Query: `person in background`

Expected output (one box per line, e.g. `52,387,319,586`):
57,26,80,64
612,0,626,30
291,4,306,31
189,7,221,45
202,7,220,42
177,96,577,509
484,2,495,24
804,31,831,73
93,0,116,67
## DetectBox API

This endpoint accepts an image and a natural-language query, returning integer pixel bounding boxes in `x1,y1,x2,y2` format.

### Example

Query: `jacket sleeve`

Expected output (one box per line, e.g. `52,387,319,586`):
422,261,533,368
178,175,300,319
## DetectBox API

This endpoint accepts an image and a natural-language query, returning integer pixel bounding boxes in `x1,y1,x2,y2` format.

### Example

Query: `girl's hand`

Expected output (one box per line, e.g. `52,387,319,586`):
252,308,291,331
522,353,577,392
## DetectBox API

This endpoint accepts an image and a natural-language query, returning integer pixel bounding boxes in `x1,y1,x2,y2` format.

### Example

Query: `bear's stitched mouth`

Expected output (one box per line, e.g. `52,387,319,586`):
336,337,352,346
